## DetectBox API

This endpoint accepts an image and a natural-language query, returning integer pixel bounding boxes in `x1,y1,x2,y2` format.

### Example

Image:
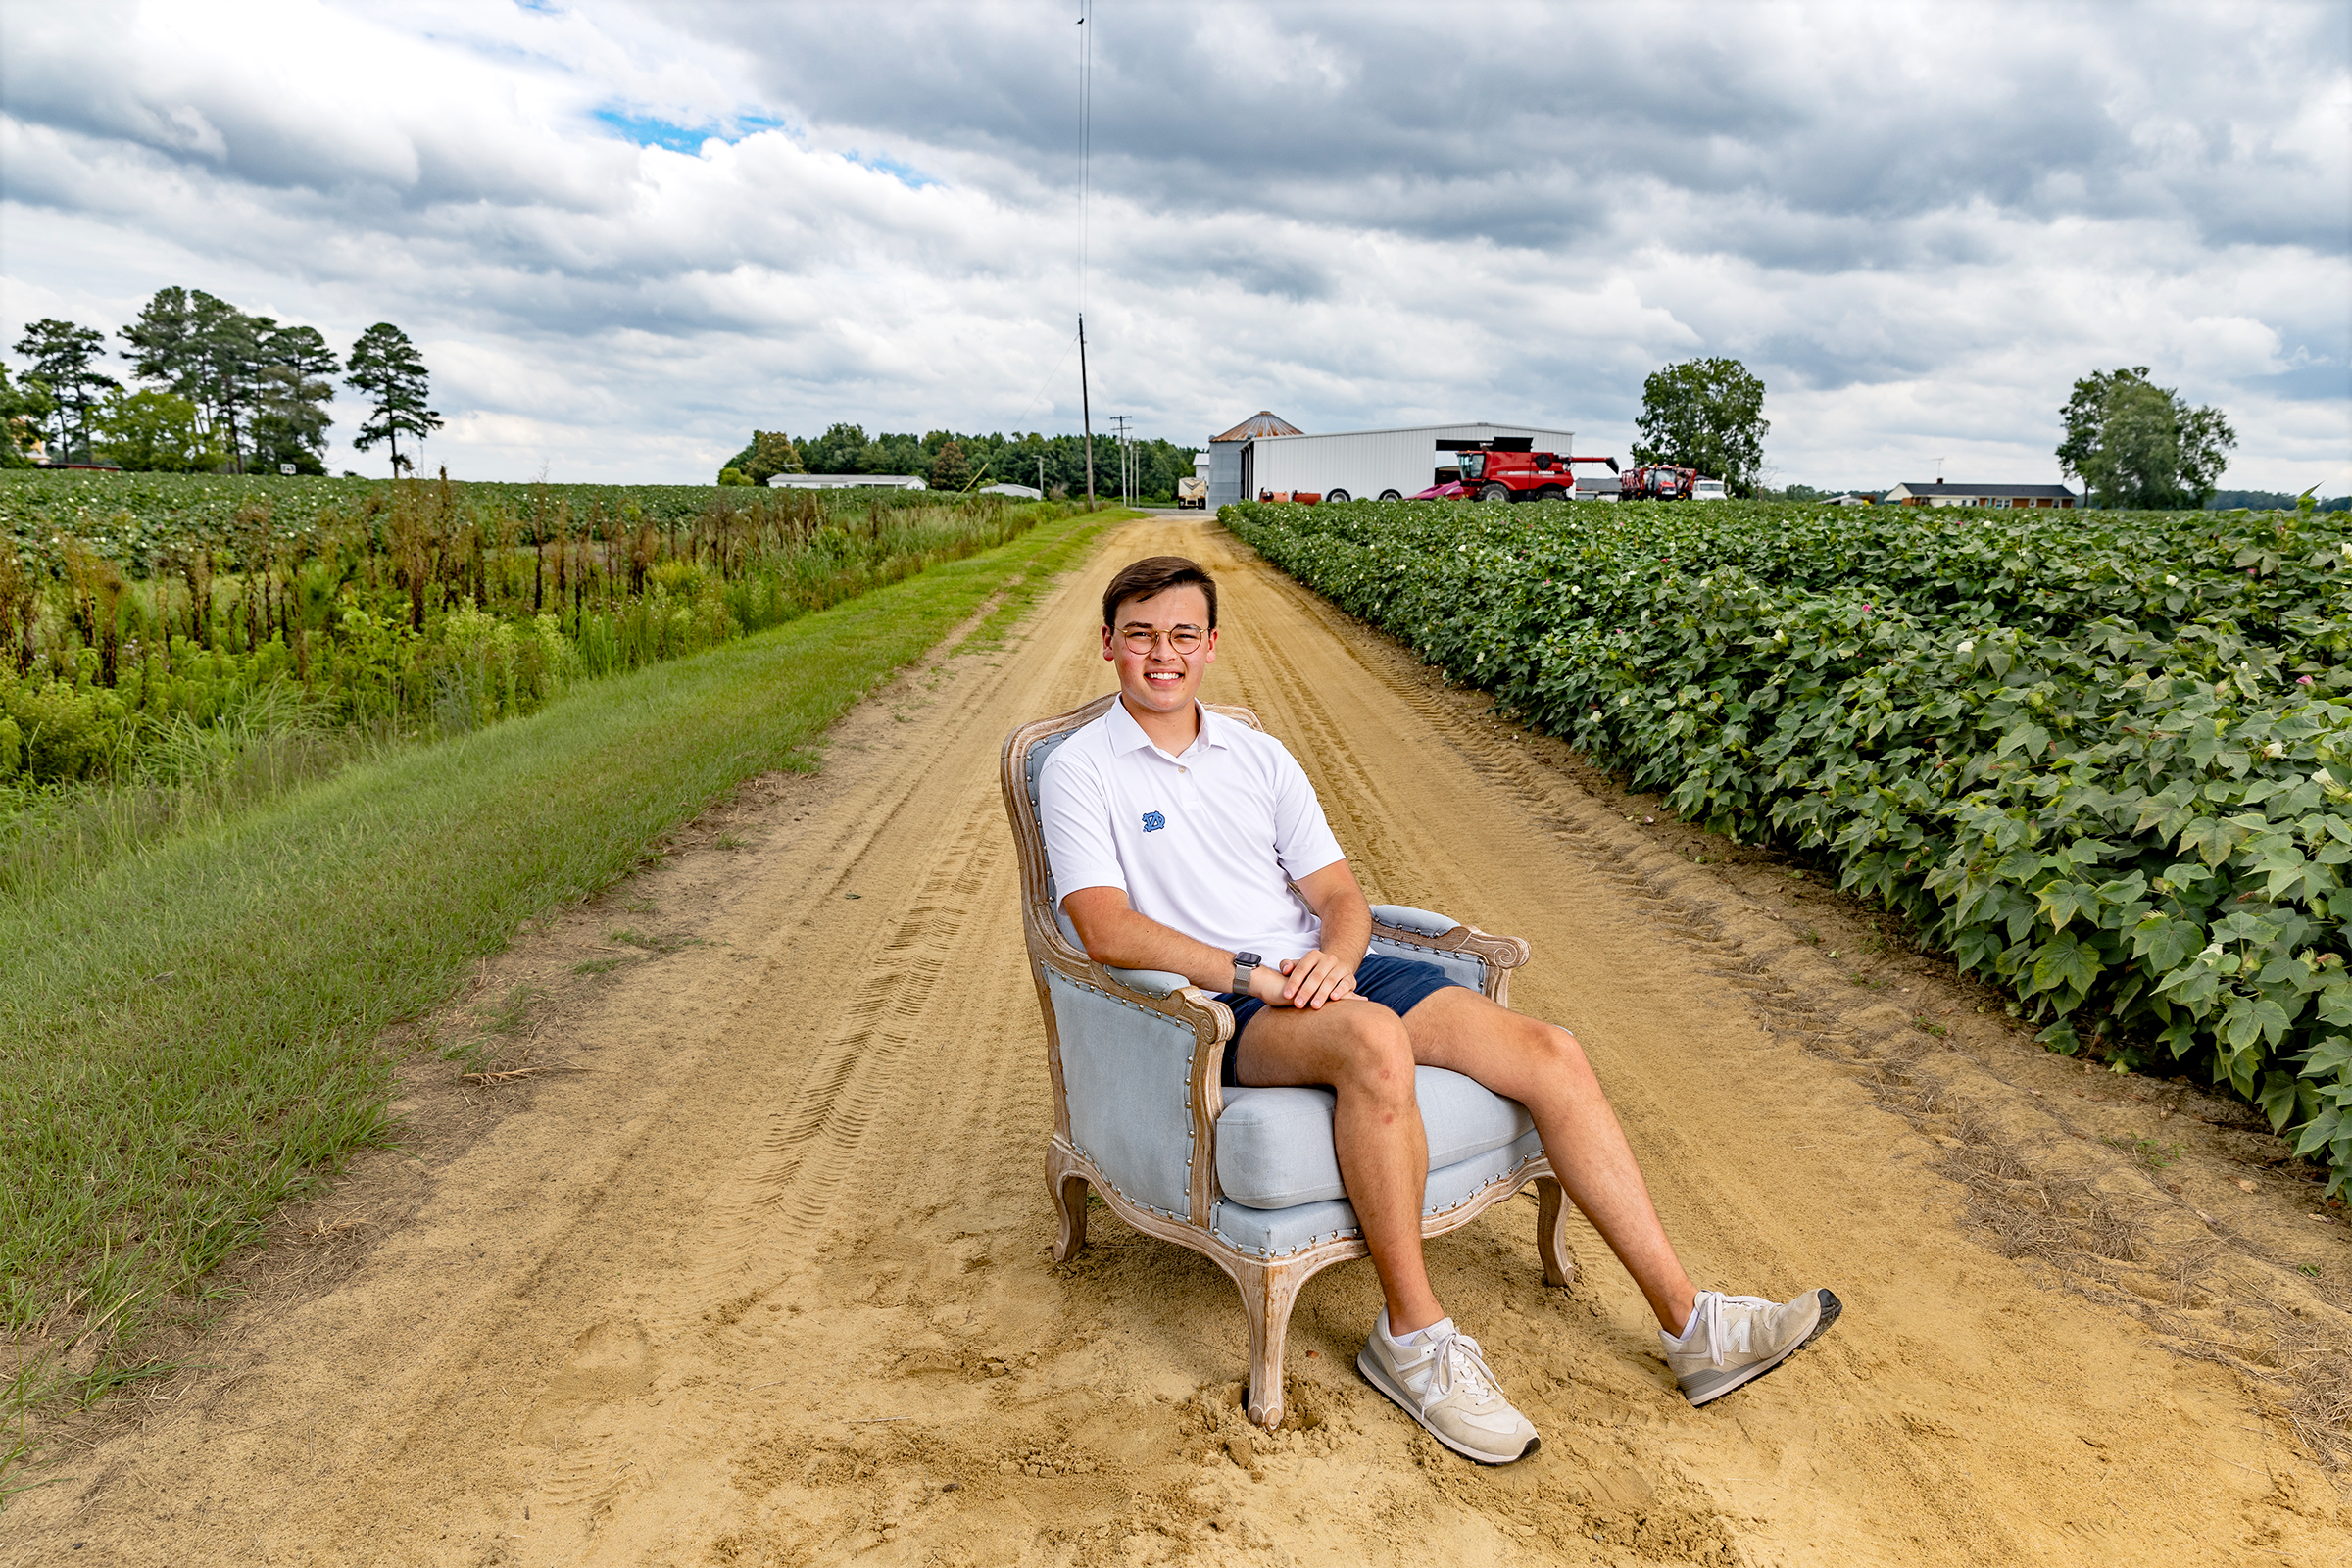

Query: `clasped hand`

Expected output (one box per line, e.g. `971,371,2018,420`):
1250,949,1356,1009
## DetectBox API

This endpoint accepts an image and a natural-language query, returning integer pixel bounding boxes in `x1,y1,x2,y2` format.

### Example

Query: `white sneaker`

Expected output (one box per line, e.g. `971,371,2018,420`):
1663,1288,1841,1405
1356,1309,1540,1464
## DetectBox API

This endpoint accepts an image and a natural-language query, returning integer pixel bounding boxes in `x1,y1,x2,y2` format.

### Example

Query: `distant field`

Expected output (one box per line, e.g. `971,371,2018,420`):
1,471,1074,895
0,469,964,570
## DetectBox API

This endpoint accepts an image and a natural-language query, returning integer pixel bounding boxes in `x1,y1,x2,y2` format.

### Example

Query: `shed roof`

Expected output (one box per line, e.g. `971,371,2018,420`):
1887,482,2078,498
1209,411,1303,443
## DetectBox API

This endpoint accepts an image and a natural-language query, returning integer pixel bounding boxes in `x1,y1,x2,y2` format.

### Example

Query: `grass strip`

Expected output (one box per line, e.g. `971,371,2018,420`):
0,507,1116,1381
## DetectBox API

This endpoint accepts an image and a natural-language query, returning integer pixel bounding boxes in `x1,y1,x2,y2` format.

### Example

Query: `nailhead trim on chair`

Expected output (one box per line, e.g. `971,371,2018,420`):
1373,933,1488,969
1210,1151,1546,1257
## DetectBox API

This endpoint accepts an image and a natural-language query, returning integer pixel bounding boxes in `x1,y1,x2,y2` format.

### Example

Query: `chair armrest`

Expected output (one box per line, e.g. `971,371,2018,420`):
1370,904,1460,939
1366,905,1531,1004
1102,965,1195,999
1035,954,1231,1226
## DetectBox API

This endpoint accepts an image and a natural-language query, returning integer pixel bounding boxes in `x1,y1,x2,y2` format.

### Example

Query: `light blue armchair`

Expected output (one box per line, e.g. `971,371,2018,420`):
1002,695,1576,1429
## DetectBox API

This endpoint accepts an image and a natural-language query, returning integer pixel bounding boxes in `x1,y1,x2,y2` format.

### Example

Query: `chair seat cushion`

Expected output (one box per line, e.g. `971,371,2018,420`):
1215,1067,1535,1210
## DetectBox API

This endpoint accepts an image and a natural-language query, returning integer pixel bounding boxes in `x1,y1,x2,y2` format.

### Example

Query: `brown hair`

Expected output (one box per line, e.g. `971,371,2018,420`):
1102,556,1217,629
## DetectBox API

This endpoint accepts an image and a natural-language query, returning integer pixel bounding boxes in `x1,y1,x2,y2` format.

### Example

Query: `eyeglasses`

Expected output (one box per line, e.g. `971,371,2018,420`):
1119,626,1205,656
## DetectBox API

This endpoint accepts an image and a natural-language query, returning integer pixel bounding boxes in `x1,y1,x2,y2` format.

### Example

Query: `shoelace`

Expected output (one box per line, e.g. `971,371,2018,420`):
1414,1328,1503,1405
1681,1292,1778,1368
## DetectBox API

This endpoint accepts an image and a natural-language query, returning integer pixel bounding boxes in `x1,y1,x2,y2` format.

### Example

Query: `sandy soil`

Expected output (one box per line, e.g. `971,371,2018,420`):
8,516,2348,1567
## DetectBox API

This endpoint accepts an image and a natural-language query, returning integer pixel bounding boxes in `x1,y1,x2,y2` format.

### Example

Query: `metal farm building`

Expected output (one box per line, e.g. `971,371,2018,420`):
1203,415,1577,508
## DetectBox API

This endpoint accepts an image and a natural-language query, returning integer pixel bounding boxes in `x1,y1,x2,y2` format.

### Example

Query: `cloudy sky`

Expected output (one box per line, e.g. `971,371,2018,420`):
2,0,2347,491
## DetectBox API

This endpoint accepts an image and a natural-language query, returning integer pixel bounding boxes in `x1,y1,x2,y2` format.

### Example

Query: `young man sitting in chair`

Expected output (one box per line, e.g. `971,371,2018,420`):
1038,555,1841,1466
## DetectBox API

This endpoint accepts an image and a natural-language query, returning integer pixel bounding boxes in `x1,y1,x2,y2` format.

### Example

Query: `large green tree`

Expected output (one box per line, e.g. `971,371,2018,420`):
120,287,273,470
11,318,118,460
345,322,443,476
798,422,870,475
728,429,801,485
2056,367,2236,509
91,388,223,472
1631,357,1769,494
0,366,56,467
251,322,340,474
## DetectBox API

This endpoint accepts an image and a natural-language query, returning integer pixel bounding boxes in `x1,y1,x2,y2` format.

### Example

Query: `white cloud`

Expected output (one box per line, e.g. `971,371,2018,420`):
0,0,2344,493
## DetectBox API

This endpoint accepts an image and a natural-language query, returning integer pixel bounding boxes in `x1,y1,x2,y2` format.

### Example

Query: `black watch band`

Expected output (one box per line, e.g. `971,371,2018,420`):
1233,951,1262,995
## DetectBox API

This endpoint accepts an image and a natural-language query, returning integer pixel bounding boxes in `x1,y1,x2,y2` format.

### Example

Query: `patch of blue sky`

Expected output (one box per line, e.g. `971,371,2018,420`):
593,108,802,154
844,150,938,190
595,109,717,153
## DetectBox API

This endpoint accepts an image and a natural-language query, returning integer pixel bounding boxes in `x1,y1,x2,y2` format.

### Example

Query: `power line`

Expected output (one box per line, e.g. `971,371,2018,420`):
1008,329,1080,432
1076,3,1092,321
1110,413,1132,507
1076,2,1096,508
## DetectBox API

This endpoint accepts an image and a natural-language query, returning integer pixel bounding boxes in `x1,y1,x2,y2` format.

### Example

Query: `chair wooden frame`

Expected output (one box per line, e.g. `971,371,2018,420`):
1001,694,1577,1428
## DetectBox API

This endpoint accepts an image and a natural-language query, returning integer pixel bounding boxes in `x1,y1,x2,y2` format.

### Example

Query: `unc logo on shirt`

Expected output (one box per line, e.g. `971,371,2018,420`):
1141,810,1167,833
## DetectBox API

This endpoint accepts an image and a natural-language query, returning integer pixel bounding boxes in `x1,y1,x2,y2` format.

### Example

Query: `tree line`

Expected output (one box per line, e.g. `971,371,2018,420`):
1628,357,2242,508
0,289,444,477
718,424,1199,500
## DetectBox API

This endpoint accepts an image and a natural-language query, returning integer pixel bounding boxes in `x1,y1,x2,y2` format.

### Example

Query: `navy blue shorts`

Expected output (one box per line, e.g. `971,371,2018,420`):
1214,953,1464,1088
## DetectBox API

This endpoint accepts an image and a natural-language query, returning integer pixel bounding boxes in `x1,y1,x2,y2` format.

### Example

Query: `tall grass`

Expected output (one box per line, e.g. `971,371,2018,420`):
0,480,1068,786
0,507,1114,1453
2,489,1077,897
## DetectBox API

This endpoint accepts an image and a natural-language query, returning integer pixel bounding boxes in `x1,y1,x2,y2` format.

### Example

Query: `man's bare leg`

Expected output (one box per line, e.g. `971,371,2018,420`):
1401,987,1698,1335
1231,1000,1446,1331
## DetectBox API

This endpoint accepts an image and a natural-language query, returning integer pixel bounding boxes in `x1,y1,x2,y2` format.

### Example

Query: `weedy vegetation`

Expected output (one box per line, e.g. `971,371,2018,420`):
0,503,1114,1466
1226,493,2352,1196
0,470,1071,898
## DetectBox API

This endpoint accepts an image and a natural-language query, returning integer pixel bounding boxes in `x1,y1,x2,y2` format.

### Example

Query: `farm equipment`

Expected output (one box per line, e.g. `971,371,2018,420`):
1619,464,1699,501
1176,475,1208,509
1448,442,1621,503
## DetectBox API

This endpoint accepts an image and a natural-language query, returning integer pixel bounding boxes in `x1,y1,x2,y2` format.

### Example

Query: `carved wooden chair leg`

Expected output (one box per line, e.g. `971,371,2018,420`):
1046,1146,1090,1263
1235,1257,1309,1430
1533,1174,1579,1289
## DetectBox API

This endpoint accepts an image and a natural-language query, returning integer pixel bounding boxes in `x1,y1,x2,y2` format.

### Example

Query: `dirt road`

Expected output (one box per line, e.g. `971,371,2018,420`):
9,517,2346,1566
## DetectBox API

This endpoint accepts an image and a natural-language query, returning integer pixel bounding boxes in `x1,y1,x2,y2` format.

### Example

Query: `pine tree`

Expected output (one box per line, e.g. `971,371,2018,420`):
252,324,340,474
346,323,443,477
928,438,974,492
11,318,119,460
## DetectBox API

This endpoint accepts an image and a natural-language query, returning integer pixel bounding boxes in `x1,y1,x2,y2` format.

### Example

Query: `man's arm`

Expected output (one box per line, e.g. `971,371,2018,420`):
1287,858,1370,1005
1060,857,1373,1010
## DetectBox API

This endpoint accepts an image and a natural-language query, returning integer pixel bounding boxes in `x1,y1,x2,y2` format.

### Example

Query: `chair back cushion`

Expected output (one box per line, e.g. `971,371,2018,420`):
1214,1067,1534,1210
1025,726,1083,944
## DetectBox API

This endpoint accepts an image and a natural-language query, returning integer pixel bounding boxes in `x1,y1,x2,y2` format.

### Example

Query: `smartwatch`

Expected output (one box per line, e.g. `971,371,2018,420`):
1232,951,1262,995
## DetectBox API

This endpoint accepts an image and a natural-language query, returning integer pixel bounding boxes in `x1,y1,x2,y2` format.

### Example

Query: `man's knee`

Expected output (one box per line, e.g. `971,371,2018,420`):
1334,1006,1417,1106
1528,1018,1596,1085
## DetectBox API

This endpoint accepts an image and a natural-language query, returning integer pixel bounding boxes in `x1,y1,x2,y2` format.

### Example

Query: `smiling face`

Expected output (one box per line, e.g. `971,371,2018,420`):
1103,584,1218,722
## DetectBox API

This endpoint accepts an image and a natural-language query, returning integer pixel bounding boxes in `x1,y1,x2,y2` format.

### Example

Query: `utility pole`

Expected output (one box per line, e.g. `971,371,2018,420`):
1110,415,1132,507
1078,315,1096,509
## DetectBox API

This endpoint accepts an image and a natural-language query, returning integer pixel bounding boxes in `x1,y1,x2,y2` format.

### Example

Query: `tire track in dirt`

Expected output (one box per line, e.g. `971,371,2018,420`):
7,518,2343,1568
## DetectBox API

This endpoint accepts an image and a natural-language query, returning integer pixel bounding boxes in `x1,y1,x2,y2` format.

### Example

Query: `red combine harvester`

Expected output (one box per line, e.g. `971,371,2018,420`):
1436,440,1620,503
1618,464,1699,500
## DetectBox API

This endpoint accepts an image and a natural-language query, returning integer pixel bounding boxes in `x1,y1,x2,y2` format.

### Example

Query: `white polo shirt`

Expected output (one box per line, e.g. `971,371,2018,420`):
1038,698,1348,961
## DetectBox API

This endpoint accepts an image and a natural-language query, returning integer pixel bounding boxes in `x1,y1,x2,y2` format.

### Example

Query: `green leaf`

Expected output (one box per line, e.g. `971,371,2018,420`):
2256,1069,2305,1132
2037,880,2103,931
1997,723,2052,760
2030,930,2101,1001
2298,1035,2352,1082
2131,911,2205,973
2222,994,2294,1051
2292,1107,2344,1160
